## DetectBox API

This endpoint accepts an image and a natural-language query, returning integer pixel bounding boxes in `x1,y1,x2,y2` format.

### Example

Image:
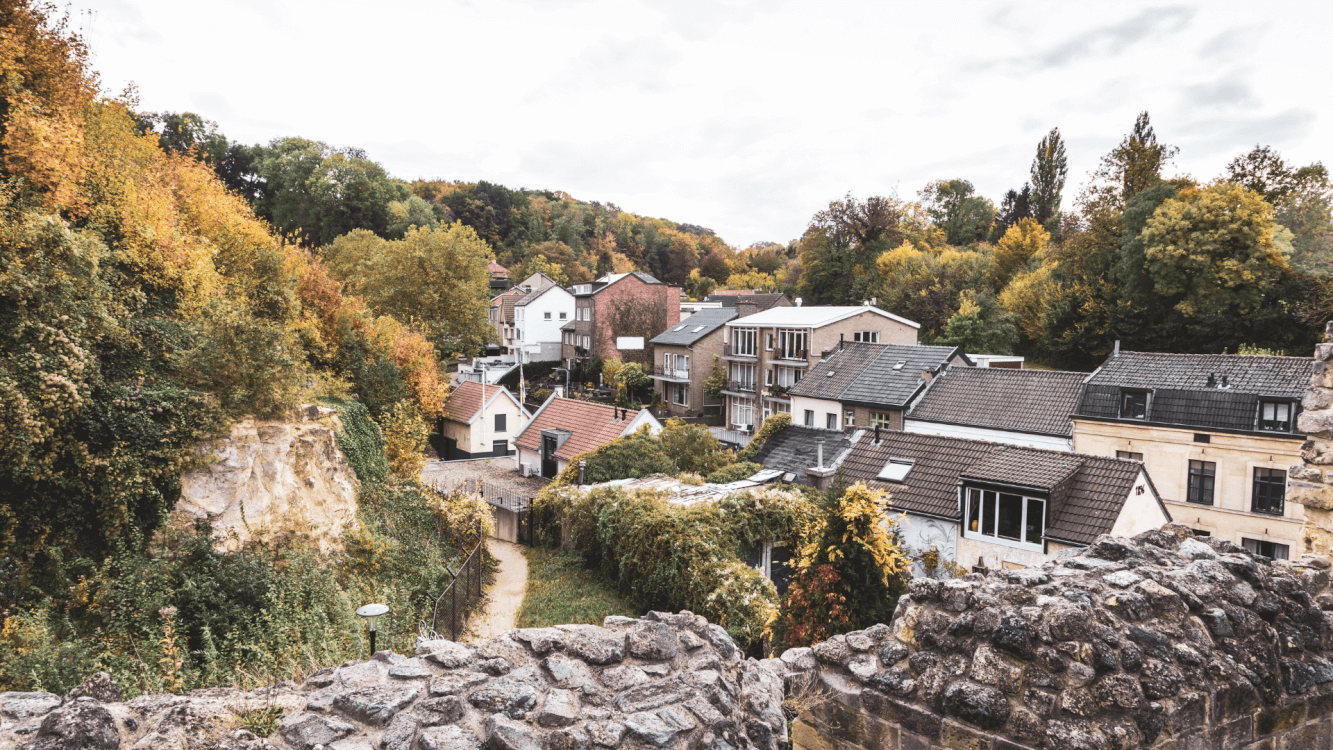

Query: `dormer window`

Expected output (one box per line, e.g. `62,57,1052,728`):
876,458,915,483
1260,401,1292,432
1120,390,1148,419
965,487,1045,551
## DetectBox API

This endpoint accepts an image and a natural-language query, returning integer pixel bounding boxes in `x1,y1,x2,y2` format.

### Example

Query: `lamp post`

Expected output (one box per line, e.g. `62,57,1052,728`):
356,603,389,656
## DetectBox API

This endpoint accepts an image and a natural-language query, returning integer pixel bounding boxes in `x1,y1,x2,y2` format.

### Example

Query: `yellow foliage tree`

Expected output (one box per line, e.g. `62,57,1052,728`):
380,399,429,479
998,262,1057,344
992,217,1049,288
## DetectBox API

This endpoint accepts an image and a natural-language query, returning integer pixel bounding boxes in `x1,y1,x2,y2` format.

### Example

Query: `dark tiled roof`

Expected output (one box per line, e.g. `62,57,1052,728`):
490,287,526,324
705,293,790,311
787,342,965,408
836,431,1156,545
1075,352,1315,434
513,284,560,307
1087,351,1312,398
908,367,1088,437
650,308,737,346
514,398,640,461
752,426,853,483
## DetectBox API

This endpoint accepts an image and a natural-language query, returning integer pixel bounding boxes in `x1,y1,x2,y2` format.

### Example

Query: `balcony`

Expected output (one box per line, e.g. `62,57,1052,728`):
721,379,757,397
764,385,793,402
650,365,691,382
721,344,758,361
774,348,809,363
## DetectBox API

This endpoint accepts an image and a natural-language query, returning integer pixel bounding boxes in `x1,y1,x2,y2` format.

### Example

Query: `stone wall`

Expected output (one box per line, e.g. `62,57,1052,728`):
779,528,1333,750
1290,322,1333,556
0,612,784,750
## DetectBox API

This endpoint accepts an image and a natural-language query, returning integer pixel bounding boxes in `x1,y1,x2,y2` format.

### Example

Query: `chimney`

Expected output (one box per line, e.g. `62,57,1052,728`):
1114,340,1121,356
816,437,825,469
795,297,803,307
875,423,881,445
921,369,933,382
1207,373,1216,388
736,300,757,319
839,333,845,351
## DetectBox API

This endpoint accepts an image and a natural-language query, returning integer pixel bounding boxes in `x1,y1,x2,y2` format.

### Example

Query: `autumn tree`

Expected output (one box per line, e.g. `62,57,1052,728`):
919,179,995,246
990,184,1033,242
1226,145,1332,270
1030,127,1068,225
992,217,1049,288
798,193,907,304
874,241,990,339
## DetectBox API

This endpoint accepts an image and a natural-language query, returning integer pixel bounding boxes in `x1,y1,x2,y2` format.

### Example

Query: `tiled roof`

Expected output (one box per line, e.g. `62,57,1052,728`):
443,381,517,425
487,261,508,277
724,305,919,329
752,426,854,483
788,343,965,408
1086,351,1312,398
1075,351,1315,434
513,284,563,307
705,293,790,311
908,367,1088,437
513,398,640,461
835,431,1157,545
650,308,738,346
490,287,526,324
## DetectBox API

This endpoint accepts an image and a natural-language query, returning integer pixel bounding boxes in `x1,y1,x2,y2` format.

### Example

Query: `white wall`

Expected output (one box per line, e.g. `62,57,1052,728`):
514,287,575,363
1108,469,1172,537
790,395,844,429
899,514,958,577
904,420,1073,451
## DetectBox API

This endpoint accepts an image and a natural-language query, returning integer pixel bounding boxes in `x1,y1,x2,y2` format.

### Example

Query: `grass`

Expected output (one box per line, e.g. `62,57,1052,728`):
516,547,640,628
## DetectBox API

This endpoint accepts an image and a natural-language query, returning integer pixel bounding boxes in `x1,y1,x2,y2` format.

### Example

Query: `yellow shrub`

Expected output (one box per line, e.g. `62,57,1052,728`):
380,400,429,480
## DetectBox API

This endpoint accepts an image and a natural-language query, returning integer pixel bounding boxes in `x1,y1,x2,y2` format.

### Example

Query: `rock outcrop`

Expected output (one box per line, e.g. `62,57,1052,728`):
0,612,785,750
780,526,1333,749
175,404,359,553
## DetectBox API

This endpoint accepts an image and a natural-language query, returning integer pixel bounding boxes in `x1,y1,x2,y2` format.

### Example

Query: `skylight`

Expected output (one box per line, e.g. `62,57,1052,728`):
876,458,915,482
692,326,705,332
893,361,905,370
672,325,686,331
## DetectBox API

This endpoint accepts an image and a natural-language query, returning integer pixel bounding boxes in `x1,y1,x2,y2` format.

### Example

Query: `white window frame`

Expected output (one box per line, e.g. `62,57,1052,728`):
544,312,552,320
963,487,1045,553
733,328,757,356
853,331,880,343
672,383,690,406
731,397,755,429
559,311,567,320
826,413,838,430
776,328,808,360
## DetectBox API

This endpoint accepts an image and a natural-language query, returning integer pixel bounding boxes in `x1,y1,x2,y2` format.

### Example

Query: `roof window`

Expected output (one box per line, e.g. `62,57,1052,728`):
1260,401,1292,432
876,458,915,483
672,324,686,332
893,361,905,370
692,326,705,333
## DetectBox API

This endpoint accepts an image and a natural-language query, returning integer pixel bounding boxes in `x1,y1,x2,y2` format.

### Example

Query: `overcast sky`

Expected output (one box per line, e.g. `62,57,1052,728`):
83,0,1331,247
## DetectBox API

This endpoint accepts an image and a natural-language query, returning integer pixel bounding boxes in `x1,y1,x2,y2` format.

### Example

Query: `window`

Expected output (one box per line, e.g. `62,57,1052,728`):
775,366,801,388
1116,451,1143,461
731,397,755,430
804,410,814,427
672,383,689,406
1120,391,1148,419
765,368,774,386
1260,401,1292,432
1192,529,1211,537
771,401,791,415
494,413,507,432
766,333,773,351
845,409,855,428
733,328,757,356
870,411,894,428
776,329,807,359
1194,434,1211,443
1187,460,1216,505
853,331,880,343
1253,468,1286,515
876,458,915,482
730,364,756,391
965,487,1045,549
826,413,838,430
544,312,552,320
559,312,567,320
1242,538,1289,560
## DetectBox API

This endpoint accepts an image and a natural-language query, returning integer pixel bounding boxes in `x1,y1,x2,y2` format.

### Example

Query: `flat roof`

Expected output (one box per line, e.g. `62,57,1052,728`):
723,305,919,329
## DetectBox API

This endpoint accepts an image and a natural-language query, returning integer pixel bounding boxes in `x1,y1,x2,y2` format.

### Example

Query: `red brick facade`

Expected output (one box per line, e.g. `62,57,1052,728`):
561,274,681,370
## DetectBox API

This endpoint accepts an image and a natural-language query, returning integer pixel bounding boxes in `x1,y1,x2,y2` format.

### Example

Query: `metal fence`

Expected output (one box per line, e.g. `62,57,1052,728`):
709,426,754,448
438,478,535,546
422,526,485,641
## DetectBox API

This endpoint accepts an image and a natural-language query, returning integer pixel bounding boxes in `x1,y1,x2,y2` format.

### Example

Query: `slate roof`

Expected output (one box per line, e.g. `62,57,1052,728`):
751,426,854,483
908,367,1088,437
1074,351,1315,434
490,287,527,324
513,397,641,461
787,343,966,408
835,431,1162,545
443,381,520,425
651,308,738,347
724,305,920,330
513,283,563,307
705,293,790,311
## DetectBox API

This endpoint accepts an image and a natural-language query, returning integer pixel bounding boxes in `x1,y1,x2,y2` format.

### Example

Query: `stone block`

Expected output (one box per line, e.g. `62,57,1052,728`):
1279,718,1331,750
862,689,943,741
1310,691,1333,719
1292,465,1326,483
941,718,993,750
1211,715,1254,748
1303,410,1333,437
1289,482,1333,511
1304,440,1333,466
1214,684,1263,724
1256,703,1307,737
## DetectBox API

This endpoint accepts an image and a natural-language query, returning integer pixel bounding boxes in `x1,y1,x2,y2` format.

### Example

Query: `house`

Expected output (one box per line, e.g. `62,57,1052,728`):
512,396,663,479
648,308,738,419
438,381,530,460
512,284,575,363
968,354,1025,369
1071,350,1315,559
785,342,970,433
720,305,922,433
831,430,1170,571
750,425,857,485
561,272,682,372
487,261,510,291
905,367,1089,451
489,273,562,356
680,300,724,321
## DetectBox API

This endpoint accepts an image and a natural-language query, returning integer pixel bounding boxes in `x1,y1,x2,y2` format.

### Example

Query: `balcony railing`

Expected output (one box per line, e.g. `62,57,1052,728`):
725,379,757,394
723,344,758,358
775,348,808,362
652,365,691,380
766,385,793,400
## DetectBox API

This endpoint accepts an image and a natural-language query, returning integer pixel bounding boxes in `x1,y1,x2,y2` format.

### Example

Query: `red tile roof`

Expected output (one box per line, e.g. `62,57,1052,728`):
488,261,509,278
443,380,515,424
515,398,639,461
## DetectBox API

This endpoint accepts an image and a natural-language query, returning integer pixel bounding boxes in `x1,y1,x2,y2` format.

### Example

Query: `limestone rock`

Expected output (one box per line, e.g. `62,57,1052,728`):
174,405,358,554
63,673,122,704
0,693,61,724
20,698,119,750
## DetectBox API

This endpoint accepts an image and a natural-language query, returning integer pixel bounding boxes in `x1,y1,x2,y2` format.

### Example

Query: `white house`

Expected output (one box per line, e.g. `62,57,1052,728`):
512,396,662,479
439,381,531,460
512,283,576,363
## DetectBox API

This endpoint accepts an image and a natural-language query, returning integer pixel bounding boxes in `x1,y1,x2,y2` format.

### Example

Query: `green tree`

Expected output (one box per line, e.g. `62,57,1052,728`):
1226,145,1332,270
659,419,733,475
386,196,439,238
1030,127,1068,225
874,242,991,339
935,292,1018,354
920,179,995,245
798,194,906,304
992,217,1049,288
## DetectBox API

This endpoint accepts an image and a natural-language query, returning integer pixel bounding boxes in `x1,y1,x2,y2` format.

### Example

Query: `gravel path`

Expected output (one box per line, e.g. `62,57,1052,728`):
466,539,529,641
419,457,548,496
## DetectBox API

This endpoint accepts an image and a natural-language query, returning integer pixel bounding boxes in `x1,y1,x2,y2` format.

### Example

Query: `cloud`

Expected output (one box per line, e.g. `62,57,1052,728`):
978,5,1196,73
1181,77,1258,110
1176,108,1317,158
1198,24,1266,58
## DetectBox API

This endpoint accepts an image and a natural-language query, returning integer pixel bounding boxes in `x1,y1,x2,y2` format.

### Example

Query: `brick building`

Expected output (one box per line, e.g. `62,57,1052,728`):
647,308,738,419
560,272,681,372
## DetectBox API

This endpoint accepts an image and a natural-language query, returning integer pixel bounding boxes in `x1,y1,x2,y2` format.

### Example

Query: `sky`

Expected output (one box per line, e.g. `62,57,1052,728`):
82,0,1332,247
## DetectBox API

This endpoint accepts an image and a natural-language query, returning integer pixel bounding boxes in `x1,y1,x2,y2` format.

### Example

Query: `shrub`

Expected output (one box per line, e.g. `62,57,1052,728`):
380,399,429,479
575,427,674,484
660,419,733,475
705,462,762,484
737,413,790,462
328,400,388,484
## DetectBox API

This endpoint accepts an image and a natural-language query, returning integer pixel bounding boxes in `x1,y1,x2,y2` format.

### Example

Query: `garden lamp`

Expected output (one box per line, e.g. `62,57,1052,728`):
356,603,389,655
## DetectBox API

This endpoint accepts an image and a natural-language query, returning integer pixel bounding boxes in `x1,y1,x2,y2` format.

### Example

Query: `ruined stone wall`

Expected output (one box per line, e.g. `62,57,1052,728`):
0,612,784,750
778,528,1333,750
1290,323,1333,556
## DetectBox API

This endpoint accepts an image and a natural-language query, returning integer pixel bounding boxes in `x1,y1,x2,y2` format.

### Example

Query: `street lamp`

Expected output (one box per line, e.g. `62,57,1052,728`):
356,603,389,655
